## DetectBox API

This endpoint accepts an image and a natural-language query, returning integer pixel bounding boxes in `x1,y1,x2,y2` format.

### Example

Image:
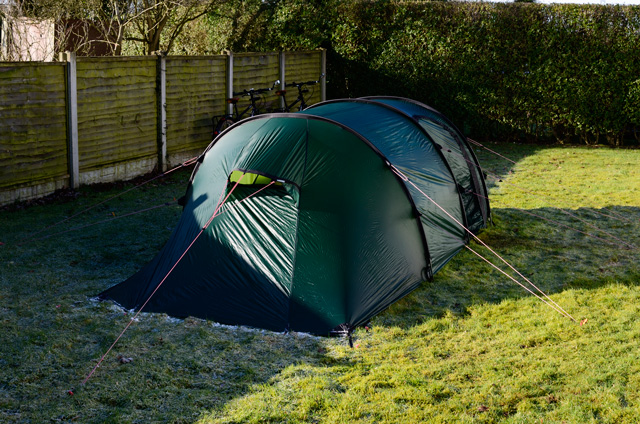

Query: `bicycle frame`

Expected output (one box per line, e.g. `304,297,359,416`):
212,81,278,137
275,75,324,112
229,89,263,120
280,92,303,112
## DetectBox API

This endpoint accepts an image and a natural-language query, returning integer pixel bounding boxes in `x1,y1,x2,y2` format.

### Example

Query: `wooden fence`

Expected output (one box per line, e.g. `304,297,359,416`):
0,49,326,205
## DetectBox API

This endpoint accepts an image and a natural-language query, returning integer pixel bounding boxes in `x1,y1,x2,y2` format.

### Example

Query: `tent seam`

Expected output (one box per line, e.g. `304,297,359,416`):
354,97,473,240
375,96,491,225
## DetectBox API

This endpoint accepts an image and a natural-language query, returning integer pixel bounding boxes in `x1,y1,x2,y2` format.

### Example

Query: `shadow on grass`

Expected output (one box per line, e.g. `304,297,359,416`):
472,142,544,190
0,209,348,423
73,202,636,422
376,205,640,330
1,145,637,423
0,176,361,423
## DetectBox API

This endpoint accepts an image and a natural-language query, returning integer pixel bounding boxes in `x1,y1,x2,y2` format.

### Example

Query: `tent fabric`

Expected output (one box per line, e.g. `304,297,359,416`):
304,99,472,274
361,96,490,234
100,98,490,336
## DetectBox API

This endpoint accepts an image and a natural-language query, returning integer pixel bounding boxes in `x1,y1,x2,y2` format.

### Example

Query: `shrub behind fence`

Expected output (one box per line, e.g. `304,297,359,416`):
229,1,639,145
325,2,640,145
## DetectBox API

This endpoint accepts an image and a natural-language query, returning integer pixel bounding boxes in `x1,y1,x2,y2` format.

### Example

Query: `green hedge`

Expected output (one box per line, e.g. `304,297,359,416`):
210,1,640,145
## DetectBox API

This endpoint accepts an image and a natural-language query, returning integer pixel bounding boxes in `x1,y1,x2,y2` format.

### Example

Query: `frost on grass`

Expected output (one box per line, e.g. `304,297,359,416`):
90,296,322,341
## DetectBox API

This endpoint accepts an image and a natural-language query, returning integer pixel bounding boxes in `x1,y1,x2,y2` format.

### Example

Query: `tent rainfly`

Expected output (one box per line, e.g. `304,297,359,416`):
100,97,490,336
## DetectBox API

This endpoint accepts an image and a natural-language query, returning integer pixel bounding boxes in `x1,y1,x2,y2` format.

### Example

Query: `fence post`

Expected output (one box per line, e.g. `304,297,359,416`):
156,52,167,172
61,51,79,189
279,51,286,110
225,50,234,115
320,48,327,102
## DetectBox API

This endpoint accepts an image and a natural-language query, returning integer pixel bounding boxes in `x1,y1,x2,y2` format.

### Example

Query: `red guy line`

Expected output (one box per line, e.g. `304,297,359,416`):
390,165,577,323
81,171,246,386
19,157,198,245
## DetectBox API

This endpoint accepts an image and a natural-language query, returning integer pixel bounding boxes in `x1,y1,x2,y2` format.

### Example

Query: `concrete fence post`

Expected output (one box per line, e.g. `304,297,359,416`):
224,50,234,115
279,51,286,110
320,48,327,102
60,51,79,189
156,53,167,172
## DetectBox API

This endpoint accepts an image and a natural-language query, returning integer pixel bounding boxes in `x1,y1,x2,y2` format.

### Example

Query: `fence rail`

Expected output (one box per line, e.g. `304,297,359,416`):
0,49,326,206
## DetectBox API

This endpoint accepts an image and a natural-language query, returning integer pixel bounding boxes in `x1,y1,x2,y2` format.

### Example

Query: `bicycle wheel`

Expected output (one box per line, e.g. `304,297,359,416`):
214,116,236,137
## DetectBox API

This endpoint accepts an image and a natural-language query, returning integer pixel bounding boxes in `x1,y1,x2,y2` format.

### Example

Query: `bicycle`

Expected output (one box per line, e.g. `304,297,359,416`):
212,81,279,137
274,74,324,112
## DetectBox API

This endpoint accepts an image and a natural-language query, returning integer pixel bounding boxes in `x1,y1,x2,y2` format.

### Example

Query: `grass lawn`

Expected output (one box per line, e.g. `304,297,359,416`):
0,142,639,423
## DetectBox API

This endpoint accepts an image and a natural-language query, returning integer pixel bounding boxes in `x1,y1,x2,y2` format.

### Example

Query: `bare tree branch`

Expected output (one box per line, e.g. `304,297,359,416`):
3,0,228,57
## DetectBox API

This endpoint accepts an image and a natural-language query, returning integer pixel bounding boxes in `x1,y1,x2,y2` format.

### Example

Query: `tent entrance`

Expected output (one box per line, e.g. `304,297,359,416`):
208,170,300,331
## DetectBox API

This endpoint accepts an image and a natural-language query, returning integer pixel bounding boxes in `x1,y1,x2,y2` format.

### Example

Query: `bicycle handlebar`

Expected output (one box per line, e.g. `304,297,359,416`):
233,86,274,97
285,80,320,88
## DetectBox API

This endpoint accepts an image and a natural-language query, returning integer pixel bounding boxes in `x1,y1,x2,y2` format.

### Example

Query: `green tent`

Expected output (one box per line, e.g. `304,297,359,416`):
100,97,489,336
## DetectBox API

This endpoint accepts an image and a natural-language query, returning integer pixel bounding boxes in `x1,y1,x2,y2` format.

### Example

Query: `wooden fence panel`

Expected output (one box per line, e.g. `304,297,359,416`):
165,56,226,160
0,51,326,205
76,57,157,183
0,62,68,198
232,52,281,114
284,50,324,108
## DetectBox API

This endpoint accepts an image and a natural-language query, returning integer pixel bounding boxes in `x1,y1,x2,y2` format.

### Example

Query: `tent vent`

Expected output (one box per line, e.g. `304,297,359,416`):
229,170,281,186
